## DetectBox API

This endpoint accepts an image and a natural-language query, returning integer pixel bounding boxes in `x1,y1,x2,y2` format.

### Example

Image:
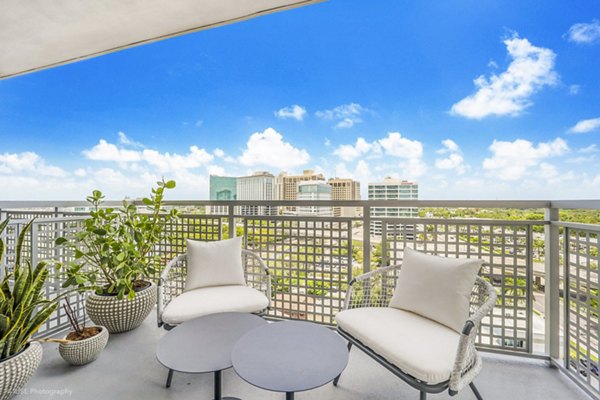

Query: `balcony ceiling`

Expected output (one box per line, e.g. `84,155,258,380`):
0,0,322,79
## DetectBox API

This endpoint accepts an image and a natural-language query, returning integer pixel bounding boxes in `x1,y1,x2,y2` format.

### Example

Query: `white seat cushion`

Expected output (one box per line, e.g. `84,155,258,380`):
161,285,269,326
185,237,246,291
335,307,460,384
389,247,482,333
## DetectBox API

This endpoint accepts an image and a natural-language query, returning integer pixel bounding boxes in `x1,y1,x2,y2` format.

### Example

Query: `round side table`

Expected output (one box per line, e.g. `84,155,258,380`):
231,320,349,399
156,312,266,400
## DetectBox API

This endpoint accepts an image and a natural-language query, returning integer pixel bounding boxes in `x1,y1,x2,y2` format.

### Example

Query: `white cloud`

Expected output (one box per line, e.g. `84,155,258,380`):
435,139,466,174
580,144,598,153
316,103,366,128
275,105,307,121
142,146,213,172
195,120,204,127
568,117,600,134
118,131,144,148
239,127,310,169
333,138,376,161
207,165,226,176
83,140,213,172
332,132,426,179
569,84,581,95
378,132,423,158
566,20,600,44
483,138,568,181
213,148,225,158
83,139,143,162
451,35,558,119
0,151,67,177
74,168,87,177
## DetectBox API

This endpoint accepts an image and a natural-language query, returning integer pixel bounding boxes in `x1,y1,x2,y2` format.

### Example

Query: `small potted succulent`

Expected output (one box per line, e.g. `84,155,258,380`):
55,300,108,366
0,219,59,400
56,179,178,333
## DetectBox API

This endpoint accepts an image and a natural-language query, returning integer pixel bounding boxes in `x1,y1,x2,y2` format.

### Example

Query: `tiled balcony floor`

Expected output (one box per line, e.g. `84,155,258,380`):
20,316,588,400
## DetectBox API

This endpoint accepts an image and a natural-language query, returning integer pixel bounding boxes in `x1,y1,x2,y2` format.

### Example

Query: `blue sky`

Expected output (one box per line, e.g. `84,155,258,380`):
1,0,600,200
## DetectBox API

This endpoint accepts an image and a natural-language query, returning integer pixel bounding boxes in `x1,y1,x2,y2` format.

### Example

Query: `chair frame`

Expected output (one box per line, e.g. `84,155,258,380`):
333,263,497,400
157,249,272,330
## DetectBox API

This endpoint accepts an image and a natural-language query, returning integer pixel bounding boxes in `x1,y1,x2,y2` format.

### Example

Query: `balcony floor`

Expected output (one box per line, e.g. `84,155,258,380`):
21,316,588,400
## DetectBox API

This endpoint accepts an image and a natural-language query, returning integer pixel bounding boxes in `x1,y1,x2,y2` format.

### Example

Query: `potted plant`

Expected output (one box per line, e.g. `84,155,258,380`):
56,179,178,333
0,219,58,400
54,300,108,366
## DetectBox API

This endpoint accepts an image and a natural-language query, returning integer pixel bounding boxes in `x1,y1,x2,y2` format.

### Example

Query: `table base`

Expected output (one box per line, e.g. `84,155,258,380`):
165,369,241,400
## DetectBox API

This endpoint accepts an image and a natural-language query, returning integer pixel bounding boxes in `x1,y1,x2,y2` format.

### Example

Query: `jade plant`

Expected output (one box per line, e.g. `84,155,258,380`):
0,219,58,359
56,179,179,299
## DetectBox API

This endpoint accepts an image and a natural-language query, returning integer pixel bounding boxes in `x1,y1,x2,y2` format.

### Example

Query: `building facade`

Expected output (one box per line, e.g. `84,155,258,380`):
368,177,418,236
236,171,276,216
275,170,325,213
327,177,361,217
209,175,237,215
296,181,333,217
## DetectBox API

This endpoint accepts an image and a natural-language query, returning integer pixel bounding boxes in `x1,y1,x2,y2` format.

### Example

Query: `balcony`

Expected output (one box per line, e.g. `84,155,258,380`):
0,199,597,400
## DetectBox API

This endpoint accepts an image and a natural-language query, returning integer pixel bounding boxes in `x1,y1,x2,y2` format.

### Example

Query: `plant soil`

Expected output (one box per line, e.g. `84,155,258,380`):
132,280,151,291
98,279,151,296
66,327,101,341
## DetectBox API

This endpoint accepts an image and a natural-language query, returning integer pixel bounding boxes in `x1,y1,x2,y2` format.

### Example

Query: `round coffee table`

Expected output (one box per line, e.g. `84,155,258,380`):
231,320,349,400
156,312,266,400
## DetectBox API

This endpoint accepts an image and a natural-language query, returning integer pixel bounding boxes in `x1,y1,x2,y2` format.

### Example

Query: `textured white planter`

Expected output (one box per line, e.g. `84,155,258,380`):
86,282,157,333
0,341,43,400
59,326,109,366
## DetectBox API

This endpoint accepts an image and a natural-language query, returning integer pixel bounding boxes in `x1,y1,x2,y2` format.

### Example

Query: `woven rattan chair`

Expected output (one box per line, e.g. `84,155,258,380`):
157,249,271,330
334,264,497,400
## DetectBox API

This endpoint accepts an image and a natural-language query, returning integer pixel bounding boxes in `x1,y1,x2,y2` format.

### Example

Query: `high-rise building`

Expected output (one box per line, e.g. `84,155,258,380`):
237,171,276,216
209,175,237,215
275,170,325,213
297,181,333,217
327,177,361,217
368,177,418,236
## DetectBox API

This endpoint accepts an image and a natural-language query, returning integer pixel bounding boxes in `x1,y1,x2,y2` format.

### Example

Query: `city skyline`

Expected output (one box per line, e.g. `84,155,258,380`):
1,1,599,200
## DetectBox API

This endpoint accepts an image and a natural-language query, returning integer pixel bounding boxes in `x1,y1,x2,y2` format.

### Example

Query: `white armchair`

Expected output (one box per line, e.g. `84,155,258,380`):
157,245,272,329
333,248,497,400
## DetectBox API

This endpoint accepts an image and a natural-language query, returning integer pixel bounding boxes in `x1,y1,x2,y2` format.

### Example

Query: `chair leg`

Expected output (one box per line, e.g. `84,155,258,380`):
332,342,353,386
419,391,427,400
470,382,483,400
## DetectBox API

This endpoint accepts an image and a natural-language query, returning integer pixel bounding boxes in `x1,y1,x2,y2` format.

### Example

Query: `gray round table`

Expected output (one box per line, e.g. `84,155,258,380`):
231,320,349,400
156,312,266,400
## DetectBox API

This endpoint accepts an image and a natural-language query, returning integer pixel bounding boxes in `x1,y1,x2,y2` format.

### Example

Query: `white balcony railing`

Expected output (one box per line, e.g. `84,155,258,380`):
0,199,599,399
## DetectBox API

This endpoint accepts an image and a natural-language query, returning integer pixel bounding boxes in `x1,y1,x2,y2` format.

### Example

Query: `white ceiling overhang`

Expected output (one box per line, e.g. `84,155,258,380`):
0,0,323,79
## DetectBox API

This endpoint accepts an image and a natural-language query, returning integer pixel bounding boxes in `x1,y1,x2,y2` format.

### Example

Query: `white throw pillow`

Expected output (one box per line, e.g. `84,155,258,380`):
184,237,246,291
388,247,482,333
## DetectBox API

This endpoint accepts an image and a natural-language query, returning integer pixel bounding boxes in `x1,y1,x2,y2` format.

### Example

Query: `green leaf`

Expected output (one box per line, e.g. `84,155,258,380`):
164,180,176,189
55,237,68,245
93,228,107,236
142,198,153,206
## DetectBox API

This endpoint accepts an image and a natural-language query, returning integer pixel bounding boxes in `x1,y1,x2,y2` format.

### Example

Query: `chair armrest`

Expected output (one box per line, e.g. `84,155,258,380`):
157,254,186,326
449,277,498,393
242,249,272,308
342,264,402,310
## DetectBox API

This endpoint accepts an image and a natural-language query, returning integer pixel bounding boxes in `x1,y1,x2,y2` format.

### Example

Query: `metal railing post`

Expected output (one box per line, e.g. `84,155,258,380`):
227,205,235,239
544,207,560,360
30,220,39,267
363,206,371,274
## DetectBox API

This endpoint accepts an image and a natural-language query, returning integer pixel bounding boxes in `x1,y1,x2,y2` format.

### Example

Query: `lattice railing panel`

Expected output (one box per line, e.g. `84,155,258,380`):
31,218,86,337
380,220,532,353
154,214,223,279
243,217,352,325
563,227,600,393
